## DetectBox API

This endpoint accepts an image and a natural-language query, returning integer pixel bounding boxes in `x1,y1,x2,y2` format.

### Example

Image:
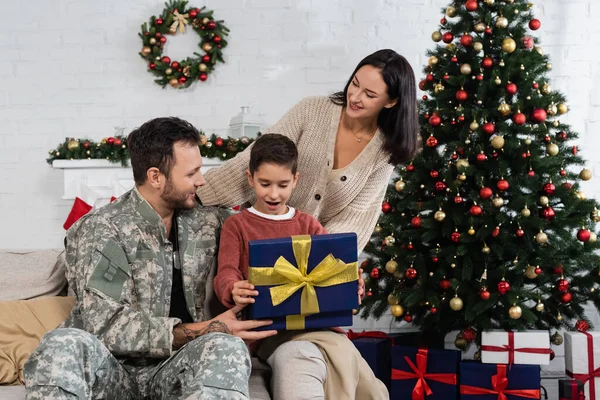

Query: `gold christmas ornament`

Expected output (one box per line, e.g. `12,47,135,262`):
391,304,404,317
558,103,568,114
535,46,543,55
469,121,480,131
375,224,383,233
475,22,486,32
202,43,213,52
446,6,457,17
589,232,598,242
547,103,558,116
388,294,399,305
557,313,563,321
456,158,470,171
536,231,548,244
542,83,552,95
539,196,549,206
499,59,505,67
496,16,509,28
169,26,177,34
199,63,208,72
525,265,538,279
149,37,157,45
498,103,511,116
455,334,468,350
524,138,532,145
551,332,563,345
202,17,210,24
169,78,179,88
580,168,593,181
491,136,505,149
547,63,552,70
434,210,446,222
165,68,173,75
182,66,191,77
485,0,495,4
482,244,491,254
460,64,472,75
501,38,517,53
428,56,439,66
395,271,404,279
492,196,504,208
385,235,396,246
450,295,464,311
352,308,359,315
494,76,502,85
576,191,587,200
141,46,152,56
546,143,559,156
67,140,80,151
473,42,483,52
395,179,406,191
385,260,398,274
509,305,523,319
434,83,445,93
432,31,442,42
445,43,457,52
468,227,476,235
592,208,600,222
459,173,467,181
535,301,545,312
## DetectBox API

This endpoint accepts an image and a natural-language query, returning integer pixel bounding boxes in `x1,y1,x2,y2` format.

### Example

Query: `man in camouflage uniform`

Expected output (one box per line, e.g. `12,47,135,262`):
24,117,277,399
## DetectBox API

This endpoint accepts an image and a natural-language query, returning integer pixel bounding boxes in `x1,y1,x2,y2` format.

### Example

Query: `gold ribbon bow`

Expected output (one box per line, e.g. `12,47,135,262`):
170,10,189,33
249,235,358,329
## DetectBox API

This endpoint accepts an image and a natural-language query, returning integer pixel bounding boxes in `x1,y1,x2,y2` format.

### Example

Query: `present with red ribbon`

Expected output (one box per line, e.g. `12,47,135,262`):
559,379,586,400
391,346,461,399
481,330,551,365
565,332,600,400
460,362,541,400
351,336,392,390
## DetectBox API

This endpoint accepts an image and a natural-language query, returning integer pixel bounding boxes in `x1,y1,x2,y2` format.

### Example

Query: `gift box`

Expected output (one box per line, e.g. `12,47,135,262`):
391,345,461,400
481,330,551,365
460,362,541,400
389,331,445,349
352,337,392,390
565,331,600,400
246,233,359,330
559,379,585,400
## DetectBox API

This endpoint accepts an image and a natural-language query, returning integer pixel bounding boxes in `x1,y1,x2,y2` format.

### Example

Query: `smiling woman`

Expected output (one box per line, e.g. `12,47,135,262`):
197,49,420,254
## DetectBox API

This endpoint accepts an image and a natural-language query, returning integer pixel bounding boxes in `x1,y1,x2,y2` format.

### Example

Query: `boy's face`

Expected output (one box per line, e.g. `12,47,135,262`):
247,162,298,215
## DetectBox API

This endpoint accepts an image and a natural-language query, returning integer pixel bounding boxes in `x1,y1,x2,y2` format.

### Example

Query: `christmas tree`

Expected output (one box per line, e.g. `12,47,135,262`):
360,0,600,347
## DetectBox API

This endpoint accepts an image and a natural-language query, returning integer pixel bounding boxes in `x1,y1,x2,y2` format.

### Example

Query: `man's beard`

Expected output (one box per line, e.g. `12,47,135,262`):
161,178,195,210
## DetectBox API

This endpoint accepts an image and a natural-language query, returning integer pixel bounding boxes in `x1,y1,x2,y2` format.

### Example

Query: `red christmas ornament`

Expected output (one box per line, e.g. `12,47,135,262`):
577,229,591,242
419,80,426,90
480,187,493,199
553,265,563,274
458,115,465,122
531,108,547,124
404,314,413,322
426,73,435,82
189,9,198,18
451,153,458,160
178,76,187,84
480,289,491,300
423,95,428,100
160,56,171,65
481,57,494,69
572,146,578,155
529,18,541,30
199,73,208,81
469,205,483,216
429,115,442,127
155,32,162,38
114,138,122,146
482,122,495,135
513,113,526,125
476,153,487,162
83,141,90,149
456,89,469,101
454,196,463,204
407,164,415,172
426,136,438,147
366,290,373,297
382,201,392,213
561,292,572,303
430,307,437,314
460,34,473,46
492,227,500,237
106,137,115,145
451,56,458,63
562,182,573,190
560,169,567,177
543,182,556,195
361,260,369,268
439,279,452,290
541,207,556,220
443,74,450,81
557,131,568,141
207,21,217,29
442,32,454,43
432,256,439,263
424,113,430,119
576,320,590,332
477,74,484,81
535,266,542,275
407,242,414,250
497,179,509,191
506,83,518,95
144,31,149,36
463,327,477,342
485,27,492,34
213,35,222,43
528,170,535,177
405,267,418,279
516,228,525,237
451,232,461,242
533,82,539,89
370,268,380,279
171,61,180,69
465,0,478,11
498,280,511,294
544,135,551,143
411,216,422,228
435,181,447,192
215,137,224,147
159,36,167,44
149,63,156,70
557,279,569,292
202,55,211,63
430,170,439,178
156,17,163,25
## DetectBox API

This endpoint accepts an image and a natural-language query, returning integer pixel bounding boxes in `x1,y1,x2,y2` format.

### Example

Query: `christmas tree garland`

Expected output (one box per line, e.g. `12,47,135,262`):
139,0,229,89
46,134,254,166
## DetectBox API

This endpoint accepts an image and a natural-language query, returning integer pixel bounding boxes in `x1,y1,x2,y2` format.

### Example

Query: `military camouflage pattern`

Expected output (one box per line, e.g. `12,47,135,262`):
24,328,251,399
24,188,251,398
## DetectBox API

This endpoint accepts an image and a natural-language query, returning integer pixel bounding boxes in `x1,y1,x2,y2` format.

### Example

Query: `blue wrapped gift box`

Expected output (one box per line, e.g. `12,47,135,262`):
460,362,541,400
246,233,359,330
391,345,461,400
352,337,393,390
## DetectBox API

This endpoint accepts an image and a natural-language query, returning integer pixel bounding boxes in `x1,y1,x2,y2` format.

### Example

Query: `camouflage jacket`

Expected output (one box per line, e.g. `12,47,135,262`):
62,188,224,359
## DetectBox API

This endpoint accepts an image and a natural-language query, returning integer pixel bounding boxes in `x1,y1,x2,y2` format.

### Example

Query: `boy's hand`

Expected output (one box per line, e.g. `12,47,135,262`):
358,268,365,305
232,280,259,306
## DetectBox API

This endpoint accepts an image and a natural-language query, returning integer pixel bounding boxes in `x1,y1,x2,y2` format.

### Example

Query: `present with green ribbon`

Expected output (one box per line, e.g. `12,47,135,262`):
247,233,359,330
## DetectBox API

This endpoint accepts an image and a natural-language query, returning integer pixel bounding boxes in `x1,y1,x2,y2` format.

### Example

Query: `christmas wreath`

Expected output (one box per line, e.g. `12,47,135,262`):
139,0,230,89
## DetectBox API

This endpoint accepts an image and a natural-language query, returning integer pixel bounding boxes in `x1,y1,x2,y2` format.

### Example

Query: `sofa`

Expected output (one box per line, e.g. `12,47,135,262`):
0,250,272,400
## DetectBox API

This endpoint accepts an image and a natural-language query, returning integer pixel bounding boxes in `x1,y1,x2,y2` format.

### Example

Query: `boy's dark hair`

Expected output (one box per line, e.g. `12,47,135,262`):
128,117,201,184
249,133,298,176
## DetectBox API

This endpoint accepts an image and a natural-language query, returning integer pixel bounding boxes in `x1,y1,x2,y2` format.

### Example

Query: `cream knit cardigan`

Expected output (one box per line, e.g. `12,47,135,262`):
197,96,395,253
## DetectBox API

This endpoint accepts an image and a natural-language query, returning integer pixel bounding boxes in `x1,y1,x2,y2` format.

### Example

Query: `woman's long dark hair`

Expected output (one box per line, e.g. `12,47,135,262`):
330,49,419,166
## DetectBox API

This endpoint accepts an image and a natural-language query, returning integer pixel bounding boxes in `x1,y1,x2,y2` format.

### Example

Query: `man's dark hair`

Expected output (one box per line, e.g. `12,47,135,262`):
249,133,298,176
128,117,201,184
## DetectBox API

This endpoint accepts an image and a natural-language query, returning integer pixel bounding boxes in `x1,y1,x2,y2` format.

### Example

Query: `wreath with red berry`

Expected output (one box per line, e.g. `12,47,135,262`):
139,0,229,89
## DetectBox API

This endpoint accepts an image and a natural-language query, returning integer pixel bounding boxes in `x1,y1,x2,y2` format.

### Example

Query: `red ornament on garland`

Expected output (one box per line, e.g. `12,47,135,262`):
535,266,542,275
550,349,555,361
476,152,487,162
207,21,217,29
560,169,567,177
553,265,563,274
529,19,541,30
213,35,222,43
465,0,478,11
577,228,591,242
171,61,180,69
432,256,439,263
156,17,163,25
405,267,418,279
481,57,494,69
506,83,518,95
497,179,509,191
498,280,511,294
443,74,450,81
159,36,167,44
83,141,90,149
469,205,483,216
430,170,439,178
451,231,461,242
199,73,208,81
407,164,415,172
202,54,211,63
576,320,590,332
149,63,156,70
411,216,422,228
531,108,547,124
572,146,578,155
370,268,380,279
419,80,426,90
482,122,495,135
544,135,551,143
439,279,452,291
480,187,493,199
442,32,454,43
426,73,435,82
160,56,171,65
454,196,463,204
451,56,458,63
543,182,556,195
541,207,555,220
557,278,569,292
513,113,527,125
557,131,568,141
189,9,197,18
106,137,115,145
114,138,122,146
215,137,224,147
430,307,437,314
460,34,473,46
458,115,465,122
561,292,572,303
528,170,535,177
492,227,500,237
456,89,469,101
407,242,414,250
382,201,392,213
516,228,525,237
435,181,447,192
429,115,442,127
426,136,439,147
480,289,491,300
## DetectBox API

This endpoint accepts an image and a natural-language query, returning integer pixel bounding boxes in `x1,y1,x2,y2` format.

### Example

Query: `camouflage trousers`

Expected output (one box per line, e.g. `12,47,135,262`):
23,328,251,400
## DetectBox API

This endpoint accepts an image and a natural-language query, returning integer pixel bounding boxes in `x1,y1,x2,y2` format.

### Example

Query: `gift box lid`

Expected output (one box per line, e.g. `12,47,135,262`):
460,361,541,400
247,233,359,319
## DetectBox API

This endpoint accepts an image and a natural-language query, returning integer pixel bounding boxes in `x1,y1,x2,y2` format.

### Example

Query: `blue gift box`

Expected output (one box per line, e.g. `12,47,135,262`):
391,346,461,400
246,233,359,330
460,362,541,400
353,338,392,390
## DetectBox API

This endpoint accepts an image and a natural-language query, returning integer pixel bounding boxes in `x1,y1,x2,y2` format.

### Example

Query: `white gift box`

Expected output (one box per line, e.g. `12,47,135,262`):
565,331,600,400
480,330,551,365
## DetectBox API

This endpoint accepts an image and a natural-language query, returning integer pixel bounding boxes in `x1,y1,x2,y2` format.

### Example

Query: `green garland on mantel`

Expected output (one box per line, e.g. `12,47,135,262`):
47,133,255,167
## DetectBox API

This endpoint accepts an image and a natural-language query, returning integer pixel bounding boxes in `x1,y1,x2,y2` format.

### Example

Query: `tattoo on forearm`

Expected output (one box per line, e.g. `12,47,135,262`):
173,321,232,349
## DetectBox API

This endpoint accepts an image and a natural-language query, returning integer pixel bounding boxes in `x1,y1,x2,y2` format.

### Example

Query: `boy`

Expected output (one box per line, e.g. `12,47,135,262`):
214,133,387,400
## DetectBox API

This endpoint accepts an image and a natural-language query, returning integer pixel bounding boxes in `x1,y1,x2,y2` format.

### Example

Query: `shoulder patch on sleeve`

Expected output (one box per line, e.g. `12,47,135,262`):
88,239,131,301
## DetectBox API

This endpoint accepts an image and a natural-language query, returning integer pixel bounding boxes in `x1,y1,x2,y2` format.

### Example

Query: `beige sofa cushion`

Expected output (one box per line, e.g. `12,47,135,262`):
0,250,66,301
0,296,75,384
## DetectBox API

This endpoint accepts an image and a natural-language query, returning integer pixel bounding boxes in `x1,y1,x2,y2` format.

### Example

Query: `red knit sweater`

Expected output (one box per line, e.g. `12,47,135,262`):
215,208,327,308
